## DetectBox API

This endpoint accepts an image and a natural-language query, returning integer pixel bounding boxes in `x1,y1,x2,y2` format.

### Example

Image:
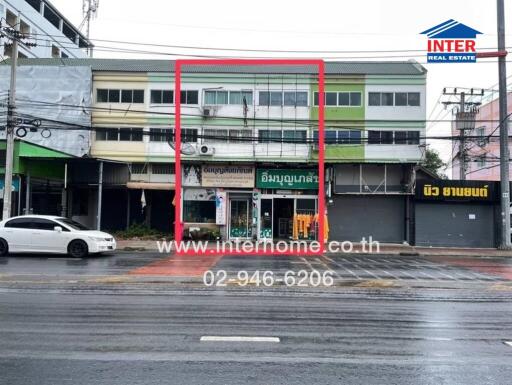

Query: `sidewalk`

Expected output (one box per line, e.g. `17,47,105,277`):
115,239,512,258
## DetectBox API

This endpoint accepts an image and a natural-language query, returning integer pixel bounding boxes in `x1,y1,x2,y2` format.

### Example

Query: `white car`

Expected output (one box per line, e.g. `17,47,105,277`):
0,215,116,258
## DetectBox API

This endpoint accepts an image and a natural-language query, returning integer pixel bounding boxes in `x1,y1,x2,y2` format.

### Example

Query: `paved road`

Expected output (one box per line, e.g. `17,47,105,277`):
1,252,512,384
0,287,511,385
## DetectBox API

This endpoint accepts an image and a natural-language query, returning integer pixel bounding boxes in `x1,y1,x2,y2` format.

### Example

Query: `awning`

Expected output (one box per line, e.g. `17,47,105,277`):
127,182,175,190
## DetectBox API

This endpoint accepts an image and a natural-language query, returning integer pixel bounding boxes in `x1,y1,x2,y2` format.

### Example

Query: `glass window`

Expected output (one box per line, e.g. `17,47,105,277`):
119,128,132,141
407,131,420,144
349,130,362,144
131,128,143,141
368,130,381,144
381,131,393,144
56,218,90,231
97,128,118,141
241,91,253,105
368,92,381,106
394,131,407,144
325,130,337,144
338,130,350,144
395,92,407,106
162,90,173,104
150,128,171,142
350,92,361,106
181,90,198,105
5,218,33,229
151,90,162,104
96,128,107,141
338,92,350,106
283,92,296,106
183,201,216,223
229,91,241,105
183,128,198,143
121,90,133,103
382,93,394,106
283,130,306,143
133,90,144,103
217,91,228,104
33,218,58,231
204,90,216,105
97,89,108,103
108,89,120,103
408,92,420,106
259,92,269,106
270,92,282,106
296,92,308,106
106,128,118,141
326,92,337,106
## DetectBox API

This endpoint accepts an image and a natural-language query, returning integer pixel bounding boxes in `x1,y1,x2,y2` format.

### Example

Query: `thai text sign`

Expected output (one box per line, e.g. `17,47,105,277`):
202,165,254,188
256,169,318,190
416,180,497,202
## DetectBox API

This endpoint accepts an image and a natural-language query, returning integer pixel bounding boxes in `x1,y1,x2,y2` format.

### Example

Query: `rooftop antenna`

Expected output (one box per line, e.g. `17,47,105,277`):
80,0,99,55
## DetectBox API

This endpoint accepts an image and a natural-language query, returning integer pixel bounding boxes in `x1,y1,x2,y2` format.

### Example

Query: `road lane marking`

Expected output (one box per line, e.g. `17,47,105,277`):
200,336,280,343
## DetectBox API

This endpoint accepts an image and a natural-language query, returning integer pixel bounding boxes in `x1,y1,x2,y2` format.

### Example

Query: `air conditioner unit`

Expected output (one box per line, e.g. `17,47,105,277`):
202,106,216,117
199,145,215,156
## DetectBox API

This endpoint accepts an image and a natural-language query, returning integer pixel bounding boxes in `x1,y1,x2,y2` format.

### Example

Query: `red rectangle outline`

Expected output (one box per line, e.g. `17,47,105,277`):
174,59,325,256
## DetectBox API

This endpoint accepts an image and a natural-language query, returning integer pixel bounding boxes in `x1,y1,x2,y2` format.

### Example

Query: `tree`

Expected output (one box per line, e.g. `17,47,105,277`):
422,148,447,179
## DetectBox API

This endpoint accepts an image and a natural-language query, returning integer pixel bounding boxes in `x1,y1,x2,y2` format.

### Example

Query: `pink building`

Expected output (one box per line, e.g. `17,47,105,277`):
452,92,512,180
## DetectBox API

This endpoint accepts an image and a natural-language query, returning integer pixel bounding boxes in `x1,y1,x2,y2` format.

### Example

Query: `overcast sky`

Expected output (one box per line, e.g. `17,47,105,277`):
51,0,512,174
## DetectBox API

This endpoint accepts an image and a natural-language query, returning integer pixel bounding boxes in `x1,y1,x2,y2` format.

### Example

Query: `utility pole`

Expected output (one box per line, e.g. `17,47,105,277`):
497,0,511,249
2,17,19,220
442,88,482,180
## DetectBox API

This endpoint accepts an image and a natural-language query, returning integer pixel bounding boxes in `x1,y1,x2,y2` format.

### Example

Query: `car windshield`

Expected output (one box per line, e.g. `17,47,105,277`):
56,218,90,231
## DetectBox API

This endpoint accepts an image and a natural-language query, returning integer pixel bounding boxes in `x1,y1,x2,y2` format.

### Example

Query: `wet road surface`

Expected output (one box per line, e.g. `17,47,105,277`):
0,252,512,384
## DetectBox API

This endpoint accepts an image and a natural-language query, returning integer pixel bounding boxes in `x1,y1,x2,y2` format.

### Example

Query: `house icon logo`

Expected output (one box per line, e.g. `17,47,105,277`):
421,19,482,63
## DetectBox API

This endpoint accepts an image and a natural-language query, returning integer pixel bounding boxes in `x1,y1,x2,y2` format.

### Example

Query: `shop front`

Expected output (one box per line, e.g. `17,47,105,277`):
182,163,255,240
414,180,498,248
256,168,319,241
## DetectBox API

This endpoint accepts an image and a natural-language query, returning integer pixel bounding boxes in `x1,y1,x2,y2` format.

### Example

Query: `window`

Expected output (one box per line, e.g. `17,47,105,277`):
229,91,253,105
204,90,228,105
325,130,337,144
313,92,338,106
43,4,61,29
150,128,172,142
395,92,408,106
203,128,228,143
183,201,216,223
382,93,394,106
96,128,119,141
407,92,420,106
270,92,283,106
96,89,124,103
150,90,173,104
338,92,362,106
406,131,420,145
119,128,143,141
121,89,144,104
258,130,282,143
32,218,58,231
368,92,421,107
394,131,407,144
283,92,308,107
51,45,60,58
152,163,175,175
26,0,42,13
283,130,307,143
368,130,394,144
5,218,33,229
368,92,381,106
182,128,198,143
131,163,147,174
56,218,90,231
180,90,198,105
338,130,362,144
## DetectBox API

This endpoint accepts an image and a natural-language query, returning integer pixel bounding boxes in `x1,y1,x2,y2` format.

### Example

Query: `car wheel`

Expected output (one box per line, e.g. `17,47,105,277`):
0,238,8,256
68,240,88,258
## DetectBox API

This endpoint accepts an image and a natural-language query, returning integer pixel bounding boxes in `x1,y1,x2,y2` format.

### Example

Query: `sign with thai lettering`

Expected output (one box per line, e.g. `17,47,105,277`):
202,165,254,188
215,190,227,225
256,169,318,190
415,180,497,202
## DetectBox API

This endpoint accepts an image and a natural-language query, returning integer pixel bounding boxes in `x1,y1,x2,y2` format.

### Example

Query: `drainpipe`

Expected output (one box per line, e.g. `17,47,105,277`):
96,161,103,230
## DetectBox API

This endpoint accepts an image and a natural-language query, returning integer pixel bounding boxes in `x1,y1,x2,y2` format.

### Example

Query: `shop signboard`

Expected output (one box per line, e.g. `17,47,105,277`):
202,165,254,188
182,165,201,187
415,180,498,202
215,190,227,225
256,169,318,190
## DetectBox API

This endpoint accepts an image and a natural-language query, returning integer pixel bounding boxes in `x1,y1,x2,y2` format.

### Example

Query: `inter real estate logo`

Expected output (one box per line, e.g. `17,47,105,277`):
421,19,482,63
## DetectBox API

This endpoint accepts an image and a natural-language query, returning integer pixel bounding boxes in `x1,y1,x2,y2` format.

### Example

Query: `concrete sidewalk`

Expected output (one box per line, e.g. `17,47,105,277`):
115,239,512,258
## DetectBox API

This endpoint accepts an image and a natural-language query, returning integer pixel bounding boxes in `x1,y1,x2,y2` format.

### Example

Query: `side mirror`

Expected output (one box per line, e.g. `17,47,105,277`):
54,226,63,233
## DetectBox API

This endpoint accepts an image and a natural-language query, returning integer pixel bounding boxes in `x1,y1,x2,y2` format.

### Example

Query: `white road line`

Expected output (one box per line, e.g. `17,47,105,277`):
323,256,362,279
504,341,512,347
200,336,280,343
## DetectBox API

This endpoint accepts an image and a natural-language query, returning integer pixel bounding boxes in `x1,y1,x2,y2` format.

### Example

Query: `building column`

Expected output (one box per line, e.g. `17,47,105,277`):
96,161,103,230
